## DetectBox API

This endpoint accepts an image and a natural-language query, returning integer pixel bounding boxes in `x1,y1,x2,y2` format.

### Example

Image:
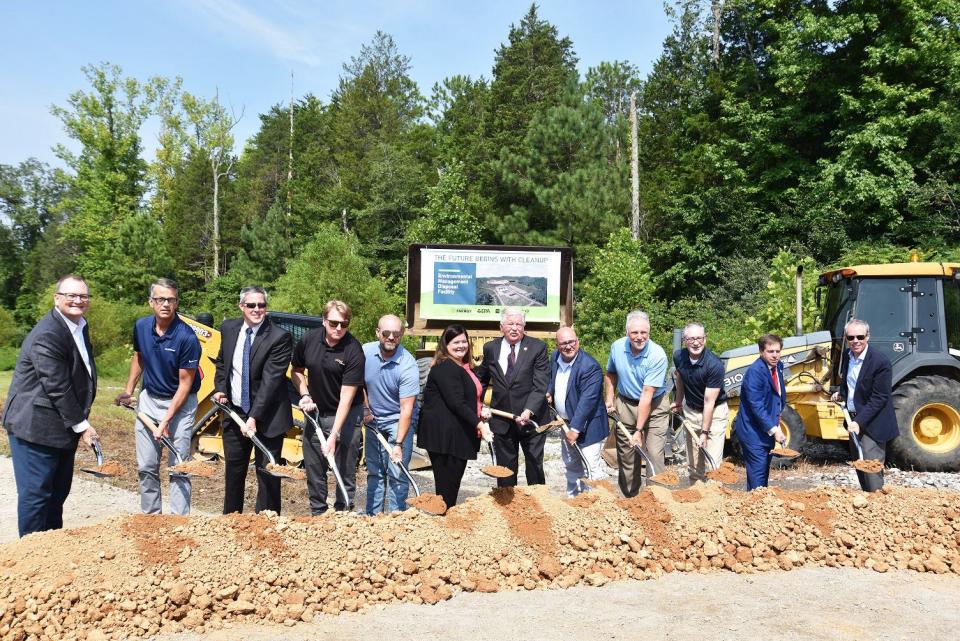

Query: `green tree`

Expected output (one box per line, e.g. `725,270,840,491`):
98,214,177,303
406,159,485,245
227,200,292,286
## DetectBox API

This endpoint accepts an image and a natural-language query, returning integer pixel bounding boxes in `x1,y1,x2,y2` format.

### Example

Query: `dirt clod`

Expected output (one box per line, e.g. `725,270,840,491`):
168,460,217,477
705,461,740,484
649,470,680,485
482,465,514,478
408,493,448,515
82,461,128,476
771,448,801,458
850,459,884,474
265,463,306,480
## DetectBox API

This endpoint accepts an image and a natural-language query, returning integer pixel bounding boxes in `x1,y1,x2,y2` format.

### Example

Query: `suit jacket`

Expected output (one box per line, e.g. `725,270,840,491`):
547,350,609,447
838,347,899,443
416,358,481,459
213,316,293,438
475,335,549,435
734,357,786,450
2,309,97,449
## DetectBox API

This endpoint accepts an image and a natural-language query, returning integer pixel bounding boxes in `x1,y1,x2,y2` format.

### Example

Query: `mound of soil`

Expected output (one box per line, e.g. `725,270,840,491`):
850,459,884,474
706,462,740,484
168,461,217,478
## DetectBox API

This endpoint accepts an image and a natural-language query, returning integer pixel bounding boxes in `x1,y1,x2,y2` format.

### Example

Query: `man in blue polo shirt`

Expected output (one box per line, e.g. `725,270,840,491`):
362,314,419,514
116,278,201,515
670,321,728,482
604,310,668,497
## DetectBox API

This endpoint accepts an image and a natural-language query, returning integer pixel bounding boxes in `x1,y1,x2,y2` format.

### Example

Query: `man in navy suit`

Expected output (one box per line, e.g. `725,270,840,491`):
2,275,98,537
476,308,550,487
734,334,787,490
547,327,609,496
831,319,898,491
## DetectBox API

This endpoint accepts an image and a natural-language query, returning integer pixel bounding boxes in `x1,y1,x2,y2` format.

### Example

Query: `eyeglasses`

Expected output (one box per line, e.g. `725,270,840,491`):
57,292,90,302
846,334,867,341
150,297,178,305
326,319,349,329
684,336,705,343
380,330,402,339
558,339,578,348
242,302,267,309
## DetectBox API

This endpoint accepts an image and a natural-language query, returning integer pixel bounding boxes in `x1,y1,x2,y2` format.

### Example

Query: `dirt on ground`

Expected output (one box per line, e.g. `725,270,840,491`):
3,480,960,640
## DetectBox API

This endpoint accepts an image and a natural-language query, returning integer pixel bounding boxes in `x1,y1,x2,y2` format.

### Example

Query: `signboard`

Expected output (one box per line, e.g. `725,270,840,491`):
418,247,563,322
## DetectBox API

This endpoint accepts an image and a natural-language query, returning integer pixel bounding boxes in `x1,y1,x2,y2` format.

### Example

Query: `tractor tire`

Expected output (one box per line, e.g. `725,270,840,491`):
726,405,805,468
889,375,960,472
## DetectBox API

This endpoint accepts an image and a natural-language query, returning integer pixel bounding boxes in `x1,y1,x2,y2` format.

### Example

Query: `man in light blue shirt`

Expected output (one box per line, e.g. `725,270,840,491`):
604,310,669,496
362,314,420,514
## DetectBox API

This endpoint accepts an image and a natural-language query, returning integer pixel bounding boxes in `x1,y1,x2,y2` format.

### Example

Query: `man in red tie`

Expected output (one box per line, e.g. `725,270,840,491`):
733,334,788,489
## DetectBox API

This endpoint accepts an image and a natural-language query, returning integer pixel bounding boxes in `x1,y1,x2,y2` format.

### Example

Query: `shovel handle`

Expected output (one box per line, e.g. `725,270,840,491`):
487,407,539,431
835,401,865,460
91,439,105,466
302,409,351,506
613,418,659,476
676,415,719,471
365,423,421,497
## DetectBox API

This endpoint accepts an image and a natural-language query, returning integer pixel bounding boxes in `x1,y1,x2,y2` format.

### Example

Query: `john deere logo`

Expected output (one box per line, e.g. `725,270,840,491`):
893,343,905,352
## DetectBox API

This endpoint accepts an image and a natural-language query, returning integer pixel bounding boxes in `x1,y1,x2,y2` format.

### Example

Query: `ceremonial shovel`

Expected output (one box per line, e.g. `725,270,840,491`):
302,409,350,506
611,416,679,486
211,398,301,479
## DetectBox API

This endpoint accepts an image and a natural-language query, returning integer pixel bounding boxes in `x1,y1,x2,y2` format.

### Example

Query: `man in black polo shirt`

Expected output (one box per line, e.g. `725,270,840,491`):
292,300,365,514
116,278,201,515
670,321,728,482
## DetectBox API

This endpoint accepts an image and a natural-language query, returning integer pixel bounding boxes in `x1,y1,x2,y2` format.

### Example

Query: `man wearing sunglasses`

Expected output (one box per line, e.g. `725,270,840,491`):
212,286,293,513
831,319,898,491
361,314,419,514
116,278,200,515
292,300,366,513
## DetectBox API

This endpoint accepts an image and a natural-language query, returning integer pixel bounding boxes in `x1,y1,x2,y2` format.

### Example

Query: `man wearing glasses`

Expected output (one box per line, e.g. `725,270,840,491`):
670,322,728,482
3,275,97,536
547,326,608,496
116,278,201,515
361,314,419,514
212,286,293,513
831,319,898,491
292,300,365,513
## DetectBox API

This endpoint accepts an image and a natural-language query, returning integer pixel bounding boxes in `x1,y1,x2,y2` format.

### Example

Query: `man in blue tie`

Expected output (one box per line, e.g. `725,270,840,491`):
734,334,788,490
212,286,293,513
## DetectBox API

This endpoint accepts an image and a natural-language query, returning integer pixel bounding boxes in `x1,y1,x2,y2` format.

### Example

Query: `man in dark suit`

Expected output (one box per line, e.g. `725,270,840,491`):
547,326,608,496
734,334,788,490
212,286,293,513
2,274,97,537
476,307,549,487
831,319,898,491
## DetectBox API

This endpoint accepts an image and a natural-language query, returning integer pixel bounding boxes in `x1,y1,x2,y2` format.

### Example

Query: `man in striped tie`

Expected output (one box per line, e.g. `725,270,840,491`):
212,286,293,514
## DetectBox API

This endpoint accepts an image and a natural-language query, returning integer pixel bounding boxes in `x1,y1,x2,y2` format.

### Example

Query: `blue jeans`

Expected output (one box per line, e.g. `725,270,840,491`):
364,419,415,514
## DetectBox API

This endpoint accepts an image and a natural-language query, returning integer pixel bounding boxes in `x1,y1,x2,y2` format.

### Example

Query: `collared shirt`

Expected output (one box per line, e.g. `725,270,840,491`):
498,337,522,374
229,321,263,407
553,352,578,420
846,345,868,412
606,337,667,400
362,342,419,424
673,347,727,410
54,308,93,433
292,327,365,412
132,314,202,397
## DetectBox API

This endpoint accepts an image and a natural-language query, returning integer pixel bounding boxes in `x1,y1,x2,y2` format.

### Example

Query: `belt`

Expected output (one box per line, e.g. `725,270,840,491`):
686,400,728,412
144,390,174,401
617,393,640,406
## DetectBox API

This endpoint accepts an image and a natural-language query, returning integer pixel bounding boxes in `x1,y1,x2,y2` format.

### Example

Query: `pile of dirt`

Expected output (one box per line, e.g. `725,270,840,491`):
408,494,447,515
264,464,306,480
772,448,801,458
168,461,217,478
82,461,128,477
705,461,740,484
2,483,960,640
649,470,680,485
482,465,513,478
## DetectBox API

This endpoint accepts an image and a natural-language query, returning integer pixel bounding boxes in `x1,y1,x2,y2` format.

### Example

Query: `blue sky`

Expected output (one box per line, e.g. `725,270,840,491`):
0,1,674,167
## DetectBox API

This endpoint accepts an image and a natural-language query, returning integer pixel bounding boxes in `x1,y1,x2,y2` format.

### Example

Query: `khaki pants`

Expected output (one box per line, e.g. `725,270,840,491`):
613,393,670,497
682,401,729,482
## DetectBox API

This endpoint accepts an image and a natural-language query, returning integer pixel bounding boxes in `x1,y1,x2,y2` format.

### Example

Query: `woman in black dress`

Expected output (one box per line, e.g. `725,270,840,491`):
416,324,490,509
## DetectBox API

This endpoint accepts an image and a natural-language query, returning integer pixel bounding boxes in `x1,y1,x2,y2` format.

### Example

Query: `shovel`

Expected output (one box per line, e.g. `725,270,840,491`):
301,409,350,507
487,407,540,431
363,422,449,516
480,429,513,479
363,422,422,497
210,398,301,480
836,403,866,460
837,402,885,474
80,439,126,478
545,405,593,479
121,404,211,478
612,417,679,486
676,415,720,471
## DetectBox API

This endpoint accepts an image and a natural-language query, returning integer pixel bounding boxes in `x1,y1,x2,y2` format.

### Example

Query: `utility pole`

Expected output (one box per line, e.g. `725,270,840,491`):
630,91,640,241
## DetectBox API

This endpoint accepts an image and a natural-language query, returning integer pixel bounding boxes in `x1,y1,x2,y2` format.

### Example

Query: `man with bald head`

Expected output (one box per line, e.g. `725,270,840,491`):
547,327,609,496
361,314,419,513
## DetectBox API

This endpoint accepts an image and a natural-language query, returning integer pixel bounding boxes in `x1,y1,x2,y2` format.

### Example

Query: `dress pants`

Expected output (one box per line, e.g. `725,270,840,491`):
9,435,76,537
302,406,363,514
741,438,773,490
493,422,547,488
560,439,607,497
429,450,468,509
221,410,283,514
851,432,886,492
134,390,197,515
613,393,670,497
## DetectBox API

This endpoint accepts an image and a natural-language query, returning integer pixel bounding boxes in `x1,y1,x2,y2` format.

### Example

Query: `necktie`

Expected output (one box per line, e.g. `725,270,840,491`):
506,343,516,385
241,327,253,413
771,367,780,396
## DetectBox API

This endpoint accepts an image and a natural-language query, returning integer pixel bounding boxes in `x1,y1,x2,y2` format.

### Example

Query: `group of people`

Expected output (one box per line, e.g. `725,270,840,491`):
2,275,897,538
